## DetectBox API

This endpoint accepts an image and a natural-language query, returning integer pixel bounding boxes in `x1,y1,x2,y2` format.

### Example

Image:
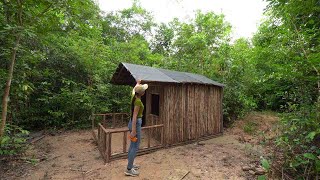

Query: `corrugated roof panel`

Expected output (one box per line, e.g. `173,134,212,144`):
116,63,224,87
184,73,225,86
123,63,177,83
158,69,201,83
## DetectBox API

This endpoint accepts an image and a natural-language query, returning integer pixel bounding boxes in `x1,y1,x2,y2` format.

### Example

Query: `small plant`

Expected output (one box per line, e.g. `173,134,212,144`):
243,121,258,135
0,124,29,156
257,157,270,180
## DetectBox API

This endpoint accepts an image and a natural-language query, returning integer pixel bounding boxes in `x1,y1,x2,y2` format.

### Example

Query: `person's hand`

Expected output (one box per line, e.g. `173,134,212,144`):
130,131,137,137
136,79,141,85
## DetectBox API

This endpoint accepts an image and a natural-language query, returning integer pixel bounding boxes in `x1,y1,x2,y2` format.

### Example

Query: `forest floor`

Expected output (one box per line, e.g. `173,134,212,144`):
1,112,280,180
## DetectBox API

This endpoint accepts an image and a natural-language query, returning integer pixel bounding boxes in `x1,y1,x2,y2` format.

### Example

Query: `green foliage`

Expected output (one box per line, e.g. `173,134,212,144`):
276,106,320,179
261,157,271,171
1,1,319,178
0,124,29,156
222,38,257,124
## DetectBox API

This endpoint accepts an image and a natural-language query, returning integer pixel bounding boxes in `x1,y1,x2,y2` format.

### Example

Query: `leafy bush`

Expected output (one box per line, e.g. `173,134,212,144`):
0,124,29,156
275,104,320,179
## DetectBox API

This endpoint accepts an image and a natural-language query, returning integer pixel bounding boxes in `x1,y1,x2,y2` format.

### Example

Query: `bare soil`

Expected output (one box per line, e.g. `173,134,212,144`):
0,112,279,180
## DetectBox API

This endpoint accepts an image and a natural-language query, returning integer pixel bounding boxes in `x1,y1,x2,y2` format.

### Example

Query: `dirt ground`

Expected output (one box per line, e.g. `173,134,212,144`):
1,112,279,180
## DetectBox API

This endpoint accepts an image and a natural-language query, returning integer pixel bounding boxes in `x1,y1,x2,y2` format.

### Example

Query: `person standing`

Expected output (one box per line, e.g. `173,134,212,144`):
125,80,148,176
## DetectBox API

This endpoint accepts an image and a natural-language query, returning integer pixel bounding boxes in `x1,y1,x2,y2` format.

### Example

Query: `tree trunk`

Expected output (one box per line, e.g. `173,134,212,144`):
0,34,21,139
0,0,23,140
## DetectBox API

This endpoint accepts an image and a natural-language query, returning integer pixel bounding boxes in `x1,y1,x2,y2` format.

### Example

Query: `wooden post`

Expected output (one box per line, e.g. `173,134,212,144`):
161,126,164,146
112,114,115,129
98,126,101,145
108,133,112,162
105,132,110,163
103,129,106,155
91,115,94,131
103,115,106,128
123,131,127,153
121,114,124,126
148,128,151,148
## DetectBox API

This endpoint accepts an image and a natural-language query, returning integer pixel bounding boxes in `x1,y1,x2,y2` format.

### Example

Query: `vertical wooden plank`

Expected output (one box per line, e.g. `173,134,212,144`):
103,128,106,155
161,126,164,146
219,87,223,133
214,87,218,134
123,131,127,153
98,125,101,144
170,85,173,144
121,114,124,126
112,114,115,128
192,85,196,140
187,85,191,140
180,84,186,141
91,115,95,131
103,115,106,128
208,86,214,135
199,85,204,137
185,85,189,140
205,86,209,135
105,132,109,163
148,128,151,148
107,133,112,162
174,85,177,143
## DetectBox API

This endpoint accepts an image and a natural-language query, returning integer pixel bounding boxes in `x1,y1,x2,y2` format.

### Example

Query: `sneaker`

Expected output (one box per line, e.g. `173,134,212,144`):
133,164,140,170
125,168,139,177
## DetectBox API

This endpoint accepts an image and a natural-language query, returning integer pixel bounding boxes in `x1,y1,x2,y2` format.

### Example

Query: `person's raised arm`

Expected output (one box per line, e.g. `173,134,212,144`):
132,79,141,95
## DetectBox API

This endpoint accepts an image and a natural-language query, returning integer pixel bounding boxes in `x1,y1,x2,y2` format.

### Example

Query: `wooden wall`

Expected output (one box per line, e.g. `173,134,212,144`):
145,83,223,145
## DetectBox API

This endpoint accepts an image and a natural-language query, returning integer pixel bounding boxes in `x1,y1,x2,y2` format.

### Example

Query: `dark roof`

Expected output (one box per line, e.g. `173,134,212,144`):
110,63,224,87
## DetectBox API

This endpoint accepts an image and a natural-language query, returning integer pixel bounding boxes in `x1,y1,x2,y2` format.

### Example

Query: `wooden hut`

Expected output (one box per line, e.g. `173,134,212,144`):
111,62,224,146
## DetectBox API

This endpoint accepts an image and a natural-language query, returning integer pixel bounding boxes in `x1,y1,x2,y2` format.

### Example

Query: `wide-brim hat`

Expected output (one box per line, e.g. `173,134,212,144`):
134,84,148,95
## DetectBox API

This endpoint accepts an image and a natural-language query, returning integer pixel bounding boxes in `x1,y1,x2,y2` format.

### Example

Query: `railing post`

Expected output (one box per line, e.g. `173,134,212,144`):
98,126,101,145
103,129,106,158
121,114,124,126
108,133,112,162
161,126,164,146
148,128,151,148
123,131,127,153
105,132,110,163
112,114,115,129
103,115,106,128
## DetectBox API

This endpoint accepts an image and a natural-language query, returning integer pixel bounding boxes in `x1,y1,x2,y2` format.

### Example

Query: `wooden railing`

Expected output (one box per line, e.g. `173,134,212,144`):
96,123,164,163
91,113,164,163
92,113,129,130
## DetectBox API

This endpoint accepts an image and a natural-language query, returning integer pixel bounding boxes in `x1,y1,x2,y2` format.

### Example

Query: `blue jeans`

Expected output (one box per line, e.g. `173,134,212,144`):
127,118,142,170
